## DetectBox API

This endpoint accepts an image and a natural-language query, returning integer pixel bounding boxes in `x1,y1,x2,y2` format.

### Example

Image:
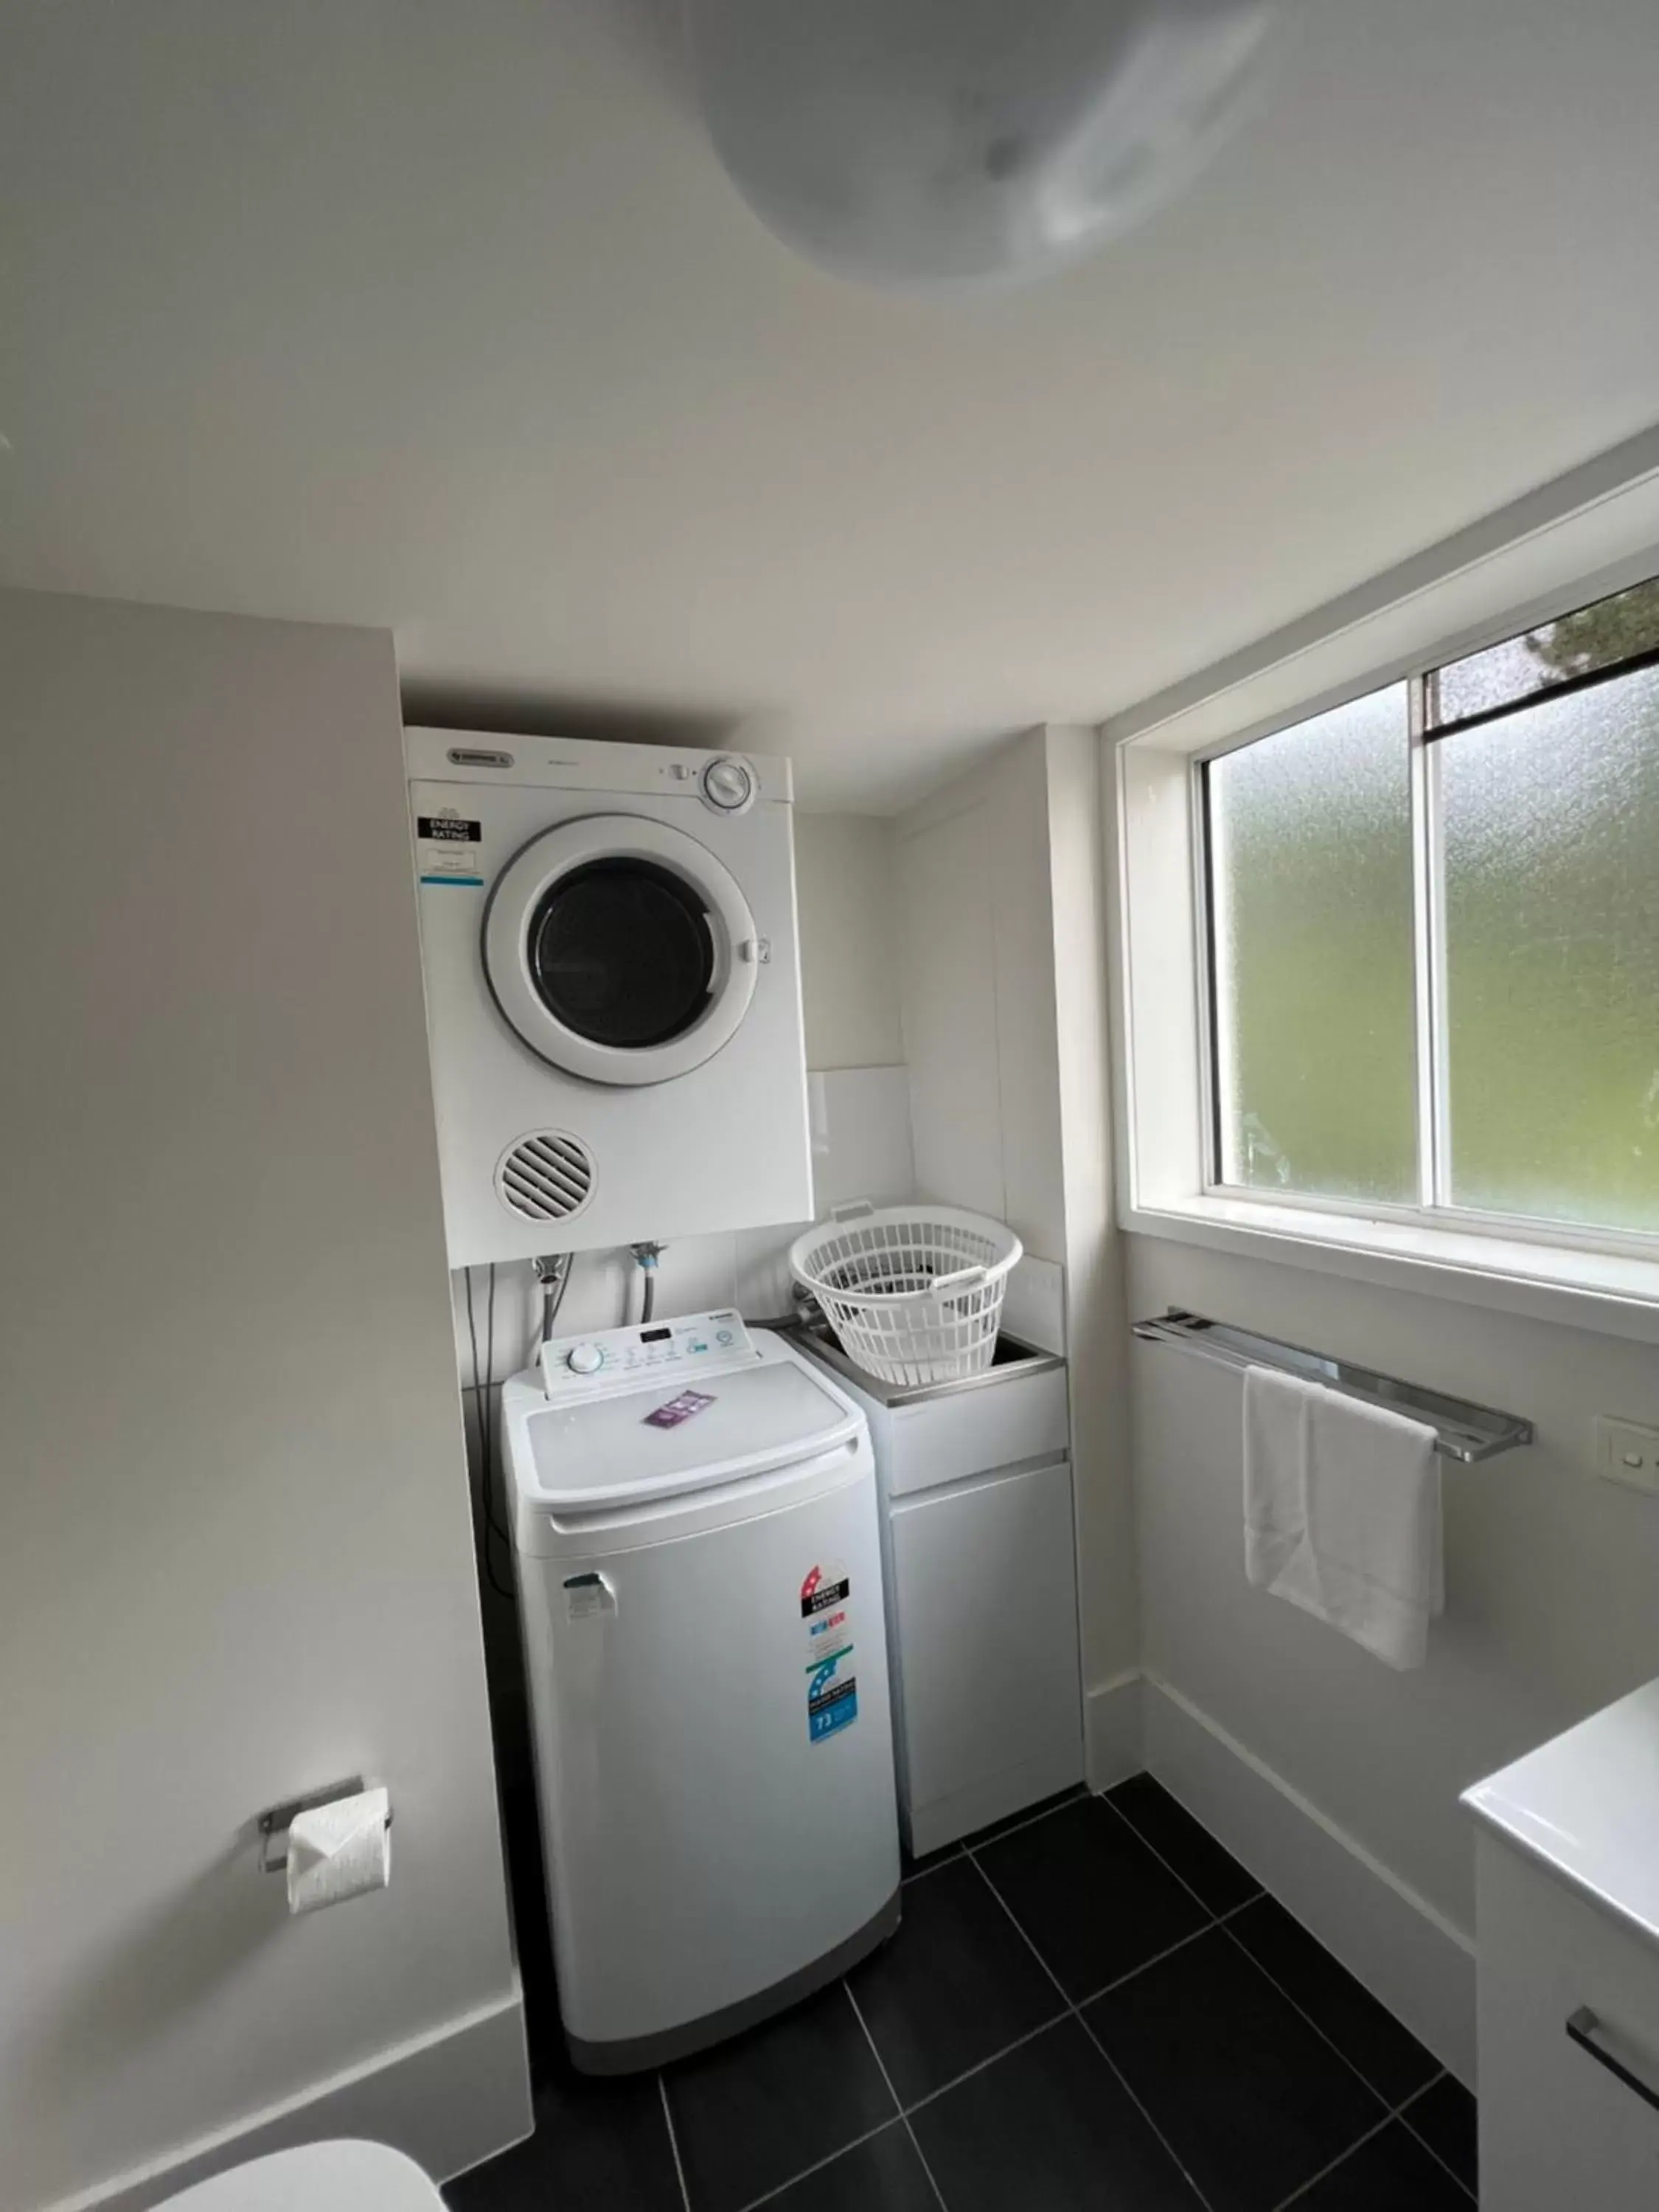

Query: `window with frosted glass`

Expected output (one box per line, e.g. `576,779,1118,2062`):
1208,684,1416,1203
1203,565,1659,1242
1441,661,1659,1231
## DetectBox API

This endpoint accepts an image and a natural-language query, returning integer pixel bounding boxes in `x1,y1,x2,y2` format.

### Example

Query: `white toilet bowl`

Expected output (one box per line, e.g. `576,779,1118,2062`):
156,2141,446,2211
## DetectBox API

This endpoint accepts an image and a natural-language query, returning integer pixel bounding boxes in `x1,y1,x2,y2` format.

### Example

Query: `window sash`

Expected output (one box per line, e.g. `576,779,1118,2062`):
1424,640,1659,745
1425,571,1659,740
1197,581,1659,1251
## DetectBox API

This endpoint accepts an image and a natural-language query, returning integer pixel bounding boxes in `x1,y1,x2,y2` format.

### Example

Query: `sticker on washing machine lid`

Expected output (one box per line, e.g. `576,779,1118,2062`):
807,1647,858,1743
416,811,484,886
799,1561,851,1618
644,1389,715,1429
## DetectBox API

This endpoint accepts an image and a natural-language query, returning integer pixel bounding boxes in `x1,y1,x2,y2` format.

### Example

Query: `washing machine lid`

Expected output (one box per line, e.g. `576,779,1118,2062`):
521,1358,862,1511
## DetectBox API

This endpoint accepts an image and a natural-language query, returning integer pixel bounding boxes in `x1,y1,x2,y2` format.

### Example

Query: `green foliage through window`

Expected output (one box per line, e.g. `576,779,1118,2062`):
1432,576,1659,727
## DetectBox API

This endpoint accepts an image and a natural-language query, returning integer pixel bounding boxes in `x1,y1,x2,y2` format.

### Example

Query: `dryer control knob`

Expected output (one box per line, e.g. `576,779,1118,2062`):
566,1343,605,1375
700,755,757,815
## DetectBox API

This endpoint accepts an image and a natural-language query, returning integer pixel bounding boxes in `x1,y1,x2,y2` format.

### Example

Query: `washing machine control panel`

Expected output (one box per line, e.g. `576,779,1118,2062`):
540,1310,757,1398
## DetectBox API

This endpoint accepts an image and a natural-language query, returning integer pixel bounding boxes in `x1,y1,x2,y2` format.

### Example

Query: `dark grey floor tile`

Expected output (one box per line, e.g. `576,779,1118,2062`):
1402,2074,1478,2196
445,2062,681,2210
766,2121,940,2211
663,1982,897,2212
1295,2119,1472,2210
959,1782,1090,1851
1107,1774,1262,1914
973,1795,1208,2000
910,2017,1200,2212
901,1835,962,1882
1228,1897,1439,2106
1085,1927,1383,2212
849,1857,1065,2104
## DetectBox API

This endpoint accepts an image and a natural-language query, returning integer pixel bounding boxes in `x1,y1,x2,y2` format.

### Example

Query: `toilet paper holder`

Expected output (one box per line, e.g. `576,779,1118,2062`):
257,1775,392,1874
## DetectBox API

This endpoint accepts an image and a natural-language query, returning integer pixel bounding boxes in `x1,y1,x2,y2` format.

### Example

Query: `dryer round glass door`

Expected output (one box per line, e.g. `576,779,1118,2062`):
529,860,714,1049
483,815,762,1085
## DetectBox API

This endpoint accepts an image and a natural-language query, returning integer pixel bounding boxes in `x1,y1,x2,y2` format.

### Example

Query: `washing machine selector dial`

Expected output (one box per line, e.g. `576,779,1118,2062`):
566,1343,605,1375
700,755,757,815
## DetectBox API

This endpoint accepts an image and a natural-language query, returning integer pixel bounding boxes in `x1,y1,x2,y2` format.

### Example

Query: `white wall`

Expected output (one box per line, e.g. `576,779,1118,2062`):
1044,731,1138,1722
897,733,1066,1257
1130,1230,1659,1941
793,813,905,1070
894,731,1138,1708
0,591,527,2212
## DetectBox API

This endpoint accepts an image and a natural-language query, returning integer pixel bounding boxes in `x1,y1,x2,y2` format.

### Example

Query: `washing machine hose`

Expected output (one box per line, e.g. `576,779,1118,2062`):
631,1242,663,1325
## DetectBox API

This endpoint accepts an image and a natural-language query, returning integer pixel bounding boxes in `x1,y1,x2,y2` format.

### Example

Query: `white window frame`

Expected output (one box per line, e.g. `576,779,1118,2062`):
1108,435,1659,1344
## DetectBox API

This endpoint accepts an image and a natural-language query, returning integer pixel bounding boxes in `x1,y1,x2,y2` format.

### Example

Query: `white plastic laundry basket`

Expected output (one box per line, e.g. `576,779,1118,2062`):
789,1201,1023,1388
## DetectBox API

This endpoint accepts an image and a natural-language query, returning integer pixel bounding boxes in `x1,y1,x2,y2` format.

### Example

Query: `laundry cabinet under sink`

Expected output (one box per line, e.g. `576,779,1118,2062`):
788,1325,1083,1855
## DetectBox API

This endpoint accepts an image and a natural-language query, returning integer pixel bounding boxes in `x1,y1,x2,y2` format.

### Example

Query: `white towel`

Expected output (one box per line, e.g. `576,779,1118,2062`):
1243,1365,1443,1670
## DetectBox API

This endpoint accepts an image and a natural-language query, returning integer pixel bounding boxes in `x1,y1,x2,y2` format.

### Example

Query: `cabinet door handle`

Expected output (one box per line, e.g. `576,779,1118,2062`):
1566,2007,1659,2114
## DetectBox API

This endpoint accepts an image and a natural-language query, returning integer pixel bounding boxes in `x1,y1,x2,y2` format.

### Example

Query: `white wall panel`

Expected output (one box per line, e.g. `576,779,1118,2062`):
0,590,526,2211
1129,1231,1659,1938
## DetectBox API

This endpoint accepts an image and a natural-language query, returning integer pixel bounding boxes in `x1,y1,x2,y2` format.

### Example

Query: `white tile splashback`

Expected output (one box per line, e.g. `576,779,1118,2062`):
809,1065,915,1210
451,1237,742,1388
1004,1254,1067,1355
449,1234,1068,1378
449,1065,915,1382
735,1064,920,1321
444,1066,1069,1379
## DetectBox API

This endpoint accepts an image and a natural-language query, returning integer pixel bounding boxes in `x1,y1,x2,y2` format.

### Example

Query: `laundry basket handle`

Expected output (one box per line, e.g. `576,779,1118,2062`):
929,1264,990,1295
829,1198,877,1222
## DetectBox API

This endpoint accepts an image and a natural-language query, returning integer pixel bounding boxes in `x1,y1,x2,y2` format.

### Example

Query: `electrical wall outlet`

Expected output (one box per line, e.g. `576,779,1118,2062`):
1594,1415,1659,1496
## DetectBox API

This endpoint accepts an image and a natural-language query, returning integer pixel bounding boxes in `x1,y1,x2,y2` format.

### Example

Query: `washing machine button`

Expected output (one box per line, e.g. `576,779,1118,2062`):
566,1343,605,1375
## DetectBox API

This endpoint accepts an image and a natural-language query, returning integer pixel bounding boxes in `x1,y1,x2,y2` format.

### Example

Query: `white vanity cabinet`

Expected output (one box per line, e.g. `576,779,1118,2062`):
1466,1679,1659,2211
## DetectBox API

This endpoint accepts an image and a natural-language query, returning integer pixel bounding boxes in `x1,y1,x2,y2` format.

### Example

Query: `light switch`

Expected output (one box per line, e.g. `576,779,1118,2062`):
1594,1415,1659,1495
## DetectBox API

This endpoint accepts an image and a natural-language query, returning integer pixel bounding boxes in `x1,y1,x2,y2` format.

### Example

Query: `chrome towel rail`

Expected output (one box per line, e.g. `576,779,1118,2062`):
1130,1309,1534,1464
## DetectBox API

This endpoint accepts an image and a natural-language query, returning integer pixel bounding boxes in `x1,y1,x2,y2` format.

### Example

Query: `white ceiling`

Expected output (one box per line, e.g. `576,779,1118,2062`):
6,0,1659,810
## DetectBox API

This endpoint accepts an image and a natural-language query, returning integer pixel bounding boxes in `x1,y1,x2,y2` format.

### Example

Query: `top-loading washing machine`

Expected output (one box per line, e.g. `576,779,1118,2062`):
501,1311,901,2071
404,729,813,1265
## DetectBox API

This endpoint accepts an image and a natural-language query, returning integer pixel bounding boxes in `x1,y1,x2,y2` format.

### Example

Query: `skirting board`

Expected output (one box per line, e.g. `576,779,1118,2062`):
41,1990,531,2212
1142,1675,1477,2088
1083,1671,1144,1792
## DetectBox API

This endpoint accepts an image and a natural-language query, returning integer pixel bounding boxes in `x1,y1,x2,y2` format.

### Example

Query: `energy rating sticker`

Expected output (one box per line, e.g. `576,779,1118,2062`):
416,810,484,885
800,1561,851,1616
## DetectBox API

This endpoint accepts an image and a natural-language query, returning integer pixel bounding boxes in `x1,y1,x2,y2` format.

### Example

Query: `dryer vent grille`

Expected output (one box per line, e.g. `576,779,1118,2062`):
496,1132,594,1223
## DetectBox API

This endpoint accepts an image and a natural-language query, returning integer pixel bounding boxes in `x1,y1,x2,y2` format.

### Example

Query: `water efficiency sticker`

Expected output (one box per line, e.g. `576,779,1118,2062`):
417,811,484,886
804,1599,853,1669
801,1563,858,1743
